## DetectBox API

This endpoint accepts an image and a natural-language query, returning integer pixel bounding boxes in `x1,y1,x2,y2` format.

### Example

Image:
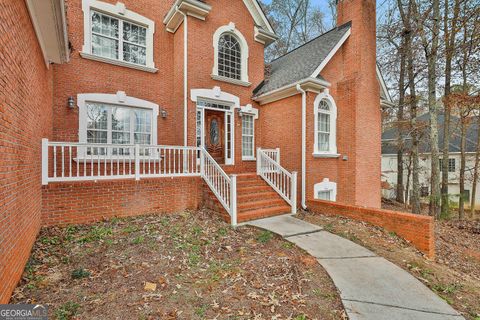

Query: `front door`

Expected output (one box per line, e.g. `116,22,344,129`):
205,110,225,164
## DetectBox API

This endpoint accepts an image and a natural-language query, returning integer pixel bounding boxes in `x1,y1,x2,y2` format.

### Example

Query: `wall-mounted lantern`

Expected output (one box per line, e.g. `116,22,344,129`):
67,96,75,109
160,108,168,118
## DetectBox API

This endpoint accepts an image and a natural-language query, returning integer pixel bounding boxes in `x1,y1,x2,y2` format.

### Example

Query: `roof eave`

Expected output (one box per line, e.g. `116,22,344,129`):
163,0,212,33
254,26,278,46
253,77,331,105
26,0,70,66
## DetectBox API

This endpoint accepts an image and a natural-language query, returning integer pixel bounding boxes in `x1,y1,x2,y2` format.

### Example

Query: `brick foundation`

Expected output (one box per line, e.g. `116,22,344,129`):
41,178,203,226
308,200,435,258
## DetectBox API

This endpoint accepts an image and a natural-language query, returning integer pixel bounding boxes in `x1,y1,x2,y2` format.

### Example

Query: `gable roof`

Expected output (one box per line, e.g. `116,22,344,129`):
242,0,275,34
253,21,352,97
382,113,479,154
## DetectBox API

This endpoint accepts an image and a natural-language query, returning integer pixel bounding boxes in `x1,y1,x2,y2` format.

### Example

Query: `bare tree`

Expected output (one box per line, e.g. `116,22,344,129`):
262,0,327,61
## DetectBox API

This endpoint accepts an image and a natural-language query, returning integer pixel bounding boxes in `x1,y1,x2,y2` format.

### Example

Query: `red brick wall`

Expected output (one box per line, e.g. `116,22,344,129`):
0,1,54,303
308,200,435,258
41,178,203,226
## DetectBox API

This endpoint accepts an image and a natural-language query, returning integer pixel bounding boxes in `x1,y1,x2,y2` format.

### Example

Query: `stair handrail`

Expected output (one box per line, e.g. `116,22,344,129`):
200,147,237,226
257,148,297,214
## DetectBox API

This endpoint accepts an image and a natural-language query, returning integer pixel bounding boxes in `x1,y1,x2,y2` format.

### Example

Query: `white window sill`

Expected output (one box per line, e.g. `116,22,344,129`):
80,52,158,73
312,152,340,158
242,156,256,161
211,74,251,87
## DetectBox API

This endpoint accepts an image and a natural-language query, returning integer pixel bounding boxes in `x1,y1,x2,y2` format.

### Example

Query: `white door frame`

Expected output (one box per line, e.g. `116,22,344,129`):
196,103,235,165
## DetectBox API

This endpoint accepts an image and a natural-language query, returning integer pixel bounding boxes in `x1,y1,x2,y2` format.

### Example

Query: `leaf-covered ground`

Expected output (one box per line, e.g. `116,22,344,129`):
11,210,345,320
300,210,480,320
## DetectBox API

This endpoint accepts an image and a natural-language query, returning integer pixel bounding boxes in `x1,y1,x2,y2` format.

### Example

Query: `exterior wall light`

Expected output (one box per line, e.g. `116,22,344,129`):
160,109,168,118
67,96,75,109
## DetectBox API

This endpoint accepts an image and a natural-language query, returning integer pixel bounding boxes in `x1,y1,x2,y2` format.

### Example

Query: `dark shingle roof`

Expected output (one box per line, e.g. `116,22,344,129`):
382,113,479,154
254,21,352,97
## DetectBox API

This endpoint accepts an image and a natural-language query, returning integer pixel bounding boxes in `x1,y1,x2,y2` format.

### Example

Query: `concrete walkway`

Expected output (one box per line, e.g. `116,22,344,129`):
247,215,465,320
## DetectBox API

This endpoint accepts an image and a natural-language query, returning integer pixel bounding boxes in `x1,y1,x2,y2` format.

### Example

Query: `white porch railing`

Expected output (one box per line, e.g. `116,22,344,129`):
260,148,280,164
257,148,297,214
41,139,237,226
200,147,237,226
42,139,201,184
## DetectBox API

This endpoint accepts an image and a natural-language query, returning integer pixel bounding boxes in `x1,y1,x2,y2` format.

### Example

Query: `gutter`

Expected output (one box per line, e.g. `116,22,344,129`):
296,84,307,209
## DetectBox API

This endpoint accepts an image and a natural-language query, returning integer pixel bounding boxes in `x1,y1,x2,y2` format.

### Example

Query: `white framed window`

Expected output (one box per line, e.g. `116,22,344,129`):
242,114,255,159
212,23,250,87
439,158,456,172
81,0,157,73
313,90,338,157
78,91,159,155
314,178,337,201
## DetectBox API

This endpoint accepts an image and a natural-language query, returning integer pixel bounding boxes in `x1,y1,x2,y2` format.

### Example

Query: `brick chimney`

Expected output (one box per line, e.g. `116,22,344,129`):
336,0,381,208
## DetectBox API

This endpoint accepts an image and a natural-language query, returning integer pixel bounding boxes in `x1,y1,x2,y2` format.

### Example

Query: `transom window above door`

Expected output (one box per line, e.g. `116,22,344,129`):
81,0,156,72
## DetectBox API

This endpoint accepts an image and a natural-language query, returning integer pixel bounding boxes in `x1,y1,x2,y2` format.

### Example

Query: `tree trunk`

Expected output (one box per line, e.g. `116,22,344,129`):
470,115,480,217
459,114,468,219
396,35,407,203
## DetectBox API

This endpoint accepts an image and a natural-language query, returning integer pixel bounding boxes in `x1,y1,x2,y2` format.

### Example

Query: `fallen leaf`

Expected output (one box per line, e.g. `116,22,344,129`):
144,282,157,291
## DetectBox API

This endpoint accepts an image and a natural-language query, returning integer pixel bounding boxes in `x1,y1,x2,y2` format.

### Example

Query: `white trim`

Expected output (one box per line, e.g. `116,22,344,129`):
191,86,241,108
311,28,351,78
241,113,255,160
212,23,249,84
163,0,211,33
254,26,278,46
377,64,393,103
239,104,259,119
314,178,337,201
313,89,337,156
241,0,275,34
26,0,69,66
81,0,156,70
211,75,251,87
254,77,331,105
79,52,158,73
77,91,159,146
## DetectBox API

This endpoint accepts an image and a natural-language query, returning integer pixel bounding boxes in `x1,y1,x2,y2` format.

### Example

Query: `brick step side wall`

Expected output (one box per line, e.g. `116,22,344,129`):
41,178,203,226
308,200,435,258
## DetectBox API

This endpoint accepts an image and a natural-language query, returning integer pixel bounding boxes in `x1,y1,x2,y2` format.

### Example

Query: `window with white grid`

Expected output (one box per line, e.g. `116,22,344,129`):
218,33,242,80
90,10,147,66
242,115,254,159
317,100,331,152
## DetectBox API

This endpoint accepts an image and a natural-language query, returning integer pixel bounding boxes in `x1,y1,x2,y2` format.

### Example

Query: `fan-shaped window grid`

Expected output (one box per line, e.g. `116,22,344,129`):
218,34,242,80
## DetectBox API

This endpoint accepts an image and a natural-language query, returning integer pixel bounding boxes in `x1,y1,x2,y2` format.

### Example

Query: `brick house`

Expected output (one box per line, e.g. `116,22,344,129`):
0,0,391,302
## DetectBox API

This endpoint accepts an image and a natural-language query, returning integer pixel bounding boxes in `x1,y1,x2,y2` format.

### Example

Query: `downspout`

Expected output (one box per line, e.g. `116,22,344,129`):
296,84,307,209
177,8,188,146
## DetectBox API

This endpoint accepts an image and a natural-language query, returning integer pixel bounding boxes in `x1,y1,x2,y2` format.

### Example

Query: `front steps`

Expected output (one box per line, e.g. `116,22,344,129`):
203,173,291,223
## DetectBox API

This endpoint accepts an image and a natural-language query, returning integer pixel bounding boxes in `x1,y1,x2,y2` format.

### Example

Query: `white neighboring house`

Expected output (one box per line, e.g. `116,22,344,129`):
381,113,480,208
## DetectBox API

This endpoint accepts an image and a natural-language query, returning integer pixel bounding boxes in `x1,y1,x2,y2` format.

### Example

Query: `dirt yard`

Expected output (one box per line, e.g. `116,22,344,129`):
299,209,480,320
11,210,345,320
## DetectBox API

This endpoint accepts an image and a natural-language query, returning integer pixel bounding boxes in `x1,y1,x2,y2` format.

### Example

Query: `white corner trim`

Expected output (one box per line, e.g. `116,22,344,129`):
26,0,70,66
310,28,351,78
81,0,156,69
239,104,259,119
313,89,337,155
314,178,337,201
241,0,275,34
212,23,249,84
77,91,159,145
80,52,158,73
191,86,241,108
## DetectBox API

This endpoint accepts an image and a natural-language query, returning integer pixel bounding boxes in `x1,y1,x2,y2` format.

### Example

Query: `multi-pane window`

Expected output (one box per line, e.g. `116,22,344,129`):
317,100,331,152
439,158,456,172
91,11,147,65
86,103,152,148
218,33,242,80
317,190,332,201
242,115,254,158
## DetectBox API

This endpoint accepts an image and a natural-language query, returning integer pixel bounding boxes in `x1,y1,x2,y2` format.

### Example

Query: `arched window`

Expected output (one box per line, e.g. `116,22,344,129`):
218,33,242,80
314,91,337,156
212,23,250,86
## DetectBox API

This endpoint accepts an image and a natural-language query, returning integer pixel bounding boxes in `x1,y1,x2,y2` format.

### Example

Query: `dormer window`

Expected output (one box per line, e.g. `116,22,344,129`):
218,34,242,80
212,23,250,87
81,0,157,73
